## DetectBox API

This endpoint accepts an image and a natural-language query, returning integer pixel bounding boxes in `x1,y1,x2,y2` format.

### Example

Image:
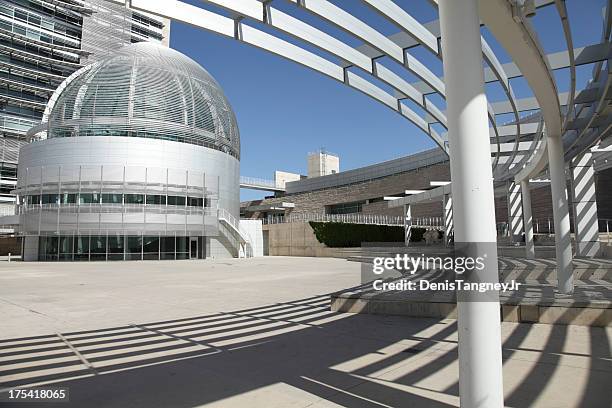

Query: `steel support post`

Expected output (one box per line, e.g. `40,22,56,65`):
439,0,504,406
443,194,453,247
404,204,412,246
520,180,536,259
507,181,524,244
547,134,574,293
570,152,601,258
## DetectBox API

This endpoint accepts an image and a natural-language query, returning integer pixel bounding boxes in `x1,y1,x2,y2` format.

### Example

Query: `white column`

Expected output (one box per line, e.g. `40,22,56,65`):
443,194,453,246
439,0,504,406
521,180,535,259
547,134,574,293
404,203,412,246
570,152,601,258
507,181,523,244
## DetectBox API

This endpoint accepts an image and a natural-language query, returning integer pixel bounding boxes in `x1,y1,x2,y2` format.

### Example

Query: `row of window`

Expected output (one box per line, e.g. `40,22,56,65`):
1,100,42,120
131,25,163,41
7,0,83,27
0,86,47,104
0,68,53,90
24,193,211,207
50,129,239,159
132,13,164,30
0,19,80,51
0,51,69,78
0,34,80,64
0,3,81,40
326,200,366,215
38,235,203,261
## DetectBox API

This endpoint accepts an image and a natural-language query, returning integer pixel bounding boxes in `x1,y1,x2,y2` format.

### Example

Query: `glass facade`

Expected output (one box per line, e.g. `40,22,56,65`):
45,43,240,159
22,193,210,208
0,0,82,206
39,234,205,261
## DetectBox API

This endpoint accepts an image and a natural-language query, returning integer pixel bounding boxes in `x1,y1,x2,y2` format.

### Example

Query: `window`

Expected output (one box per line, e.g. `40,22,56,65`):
90,235,106,260
108,235,124,261
146,195,166,205
41,194,58,204
39,236,58,261
143,236,160,260
74,236,89,261
167,196,185,206
79,193,100,204
14,9,27,22
58,236,73,261
27,195,40,205
327,201,366,215
160,236,175,260
187,197,203,207
126,236,142,260
175,237,188,259
60,193,77,204
125,194,144,204
102,193,122,204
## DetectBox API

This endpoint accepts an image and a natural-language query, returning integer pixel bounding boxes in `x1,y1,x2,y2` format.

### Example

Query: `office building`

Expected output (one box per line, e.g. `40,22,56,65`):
0,0,169,216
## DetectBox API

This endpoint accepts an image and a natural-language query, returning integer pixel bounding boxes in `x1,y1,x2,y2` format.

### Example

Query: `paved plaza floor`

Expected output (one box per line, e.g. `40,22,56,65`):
0,257,610,407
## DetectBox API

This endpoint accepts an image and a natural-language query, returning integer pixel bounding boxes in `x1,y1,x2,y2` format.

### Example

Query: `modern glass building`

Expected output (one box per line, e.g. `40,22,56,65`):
0,0,169,217
16,42,241,261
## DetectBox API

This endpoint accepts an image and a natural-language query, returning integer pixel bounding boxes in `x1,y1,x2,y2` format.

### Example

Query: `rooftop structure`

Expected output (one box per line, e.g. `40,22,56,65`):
307,149,338,178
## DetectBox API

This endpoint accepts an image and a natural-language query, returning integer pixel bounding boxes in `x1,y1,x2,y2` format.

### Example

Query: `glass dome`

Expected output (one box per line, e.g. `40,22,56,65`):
46,42,240,159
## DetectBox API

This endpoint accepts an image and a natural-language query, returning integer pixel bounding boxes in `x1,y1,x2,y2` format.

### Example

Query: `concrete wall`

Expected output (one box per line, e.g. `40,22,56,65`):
22,236,38,261
240,219,264,257
274,171,302,189
263,222,347,257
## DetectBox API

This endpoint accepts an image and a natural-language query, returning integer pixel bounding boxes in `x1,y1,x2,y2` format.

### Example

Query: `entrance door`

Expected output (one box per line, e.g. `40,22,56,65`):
189,237,198,259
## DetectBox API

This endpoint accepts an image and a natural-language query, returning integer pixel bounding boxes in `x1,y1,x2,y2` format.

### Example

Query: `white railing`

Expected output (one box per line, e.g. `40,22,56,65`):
239,176,282,190
218,208,253,258
262,213,444,228
497,218,612,242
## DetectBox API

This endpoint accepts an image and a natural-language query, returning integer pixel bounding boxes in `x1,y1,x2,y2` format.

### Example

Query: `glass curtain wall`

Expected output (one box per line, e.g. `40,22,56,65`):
38,234,198,261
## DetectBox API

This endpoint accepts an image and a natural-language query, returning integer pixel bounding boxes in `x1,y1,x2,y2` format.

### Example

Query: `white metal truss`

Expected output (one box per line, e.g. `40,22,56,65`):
101,0,610,185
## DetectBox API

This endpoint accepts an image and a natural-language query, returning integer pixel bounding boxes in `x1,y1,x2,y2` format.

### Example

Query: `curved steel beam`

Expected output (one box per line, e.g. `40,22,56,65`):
478,0,562,183
555,0,576,132
109,0,448,149
199,0,447,127
287,0,445,96
359,0,518,169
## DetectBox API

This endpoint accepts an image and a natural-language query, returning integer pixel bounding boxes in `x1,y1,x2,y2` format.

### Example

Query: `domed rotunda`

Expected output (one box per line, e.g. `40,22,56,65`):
17,43,241,261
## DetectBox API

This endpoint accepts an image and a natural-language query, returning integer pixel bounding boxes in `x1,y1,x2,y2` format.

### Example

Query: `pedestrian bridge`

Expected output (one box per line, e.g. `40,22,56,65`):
240,176,285,192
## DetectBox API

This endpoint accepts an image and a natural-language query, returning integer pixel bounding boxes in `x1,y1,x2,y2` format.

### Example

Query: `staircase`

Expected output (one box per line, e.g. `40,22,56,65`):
218,208,254,258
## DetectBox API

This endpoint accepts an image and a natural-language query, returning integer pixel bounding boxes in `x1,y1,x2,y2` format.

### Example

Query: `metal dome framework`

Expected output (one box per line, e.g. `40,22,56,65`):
33,42,241,159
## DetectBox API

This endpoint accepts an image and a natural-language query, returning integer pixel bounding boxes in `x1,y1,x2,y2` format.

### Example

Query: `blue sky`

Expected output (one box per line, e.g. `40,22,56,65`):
169,0,606,201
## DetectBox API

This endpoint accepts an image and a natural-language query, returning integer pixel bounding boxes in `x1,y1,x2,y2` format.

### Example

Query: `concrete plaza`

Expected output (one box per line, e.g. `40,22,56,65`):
0,257,610,407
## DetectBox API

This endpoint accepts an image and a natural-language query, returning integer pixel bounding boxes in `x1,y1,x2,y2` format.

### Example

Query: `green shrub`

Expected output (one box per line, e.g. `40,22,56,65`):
309,222,404,247
410,227,425,242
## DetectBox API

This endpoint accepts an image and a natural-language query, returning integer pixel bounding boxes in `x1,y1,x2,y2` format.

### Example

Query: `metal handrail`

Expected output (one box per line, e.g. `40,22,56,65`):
239,176,280,189
261,213,444,228
218,208,253,257
496,218,612,242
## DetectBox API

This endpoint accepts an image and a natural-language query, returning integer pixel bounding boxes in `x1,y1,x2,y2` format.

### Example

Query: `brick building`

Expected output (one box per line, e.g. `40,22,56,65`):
241,148,612,230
